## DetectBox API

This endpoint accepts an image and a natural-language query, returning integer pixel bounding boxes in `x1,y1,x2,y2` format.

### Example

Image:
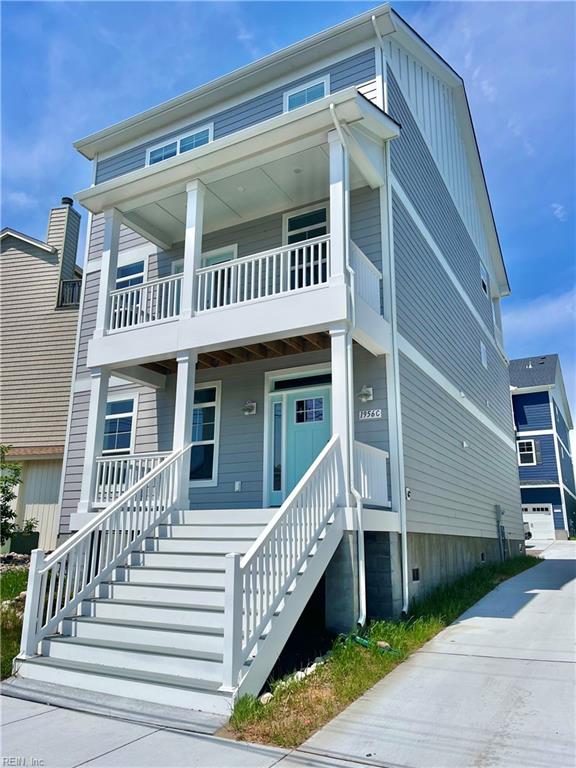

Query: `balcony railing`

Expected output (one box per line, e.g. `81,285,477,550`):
350,241,382,314
195,235,330,313
94,452,170,506
57,279,82,308
109,275,182,331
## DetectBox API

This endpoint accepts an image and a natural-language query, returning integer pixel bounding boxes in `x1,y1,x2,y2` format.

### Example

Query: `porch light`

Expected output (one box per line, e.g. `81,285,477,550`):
357,385,373,403
241,400,257,416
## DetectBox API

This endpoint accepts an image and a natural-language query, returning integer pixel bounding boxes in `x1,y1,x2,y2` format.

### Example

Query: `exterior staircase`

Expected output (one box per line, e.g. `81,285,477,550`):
14,438,346,717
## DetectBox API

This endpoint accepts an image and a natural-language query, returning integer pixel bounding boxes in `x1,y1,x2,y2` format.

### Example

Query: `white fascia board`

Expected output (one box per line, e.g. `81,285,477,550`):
510,384,554,395
1,228,56,254
76,90,400,216
74,4,396,160
112,365,167,390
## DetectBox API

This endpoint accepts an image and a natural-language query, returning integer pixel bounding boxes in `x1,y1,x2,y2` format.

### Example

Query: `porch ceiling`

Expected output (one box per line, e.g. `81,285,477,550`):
143,332,331,373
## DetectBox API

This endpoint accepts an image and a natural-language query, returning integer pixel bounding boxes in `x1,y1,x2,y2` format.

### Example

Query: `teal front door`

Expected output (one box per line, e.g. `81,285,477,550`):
268,386,331,505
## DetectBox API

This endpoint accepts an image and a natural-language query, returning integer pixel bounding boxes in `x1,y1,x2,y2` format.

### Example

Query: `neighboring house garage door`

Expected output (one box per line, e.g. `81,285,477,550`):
522,504,555,540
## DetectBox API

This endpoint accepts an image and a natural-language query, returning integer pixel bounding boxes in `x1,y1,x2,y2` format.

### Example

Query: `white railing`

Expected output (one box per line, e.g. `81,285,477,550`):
19,444,192,657
223,435,343,687
195,235,330,313
109,274,182,331
350,240,382,314
94,452,170,506
354,440,390,507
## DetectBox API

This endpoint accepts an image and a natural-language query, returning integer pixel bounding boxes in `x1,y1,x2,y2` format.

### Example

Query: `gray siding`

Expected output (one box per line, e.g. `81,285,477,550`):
95,49,376,184
393,193,512,429
388,69,494,332
400,354,523,541
60,390,90,531
87,214,149,262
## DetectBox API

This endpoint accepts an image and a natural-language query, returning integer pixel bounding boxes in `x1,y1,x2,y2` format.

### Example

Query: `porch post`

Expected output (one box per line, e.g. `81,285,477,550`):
77,366,110,516
328,130,349,286
94,208,122,338
330,325,352,504
173,350,198,507
181,180,206,320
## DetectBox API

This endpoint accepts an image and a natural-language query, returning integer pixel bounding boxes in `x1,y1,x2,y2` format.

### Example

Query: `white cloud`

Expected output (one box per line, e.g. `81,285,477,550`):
503,291,575,339
4,191,36,208
480,79,497,102
551,203,567,222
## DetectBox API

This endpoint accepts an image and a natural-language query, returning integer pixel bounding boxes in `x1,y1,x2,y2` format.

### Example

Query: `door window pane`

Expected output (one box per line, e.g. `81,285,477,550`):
295,397,324,423
189,385,220,484
190,445,215,480
273,402,283,491
192,406,215,442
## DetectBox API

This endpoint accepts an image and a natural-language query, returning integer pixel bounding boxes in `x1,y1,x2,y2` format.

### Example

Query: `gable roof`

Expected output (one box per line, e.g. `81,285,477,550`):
509,354,559,388
0,227,56,254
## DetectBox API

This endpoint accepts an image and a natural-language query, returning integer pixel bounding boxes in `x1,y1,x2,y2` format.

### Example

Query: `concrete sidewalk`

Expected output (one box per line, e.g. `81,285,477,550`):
303,541,576,768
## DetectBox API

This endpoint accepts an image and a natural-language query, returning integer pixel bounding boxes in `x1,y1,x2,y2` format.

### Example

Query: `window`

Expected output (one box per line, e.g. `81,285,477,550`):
116,261,145,289
480,341,488,369
147,124,213,166
517,440,536,466
284,77,328,112
103,398,135,454
189,383,220,485
171,245,238,275
480,263,489,296
285,207,328,244
272,402,283,492
284,207,329,288
295,397,324,423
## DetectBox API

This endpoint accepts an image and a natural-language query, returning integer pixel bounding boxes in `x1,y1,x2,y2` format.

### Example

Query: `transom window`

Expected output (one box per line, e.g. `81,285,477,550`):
284,77,328,112
147,125,213,166
103,398,135,454
116,261,145,289
295,397,324,423
189,384,220,485
517,440,536,466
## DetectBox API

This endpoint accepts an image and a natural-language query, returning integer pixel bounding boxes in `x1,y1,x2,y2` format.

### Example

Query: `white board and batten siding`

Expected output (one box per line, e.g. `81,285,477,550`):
16,461,62,551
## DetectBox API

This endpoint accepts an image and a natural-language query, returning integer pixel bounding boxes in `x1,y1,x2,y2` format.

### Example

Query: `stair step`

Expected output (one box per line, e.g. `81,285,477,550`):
130,551,227,569
114,566,225,588
157,523,264,539
62,616,224,653
81,598,225,628
173,509,274,525
17,657,231,715
145,537,253,554
42,636,223,680
98,581,225,606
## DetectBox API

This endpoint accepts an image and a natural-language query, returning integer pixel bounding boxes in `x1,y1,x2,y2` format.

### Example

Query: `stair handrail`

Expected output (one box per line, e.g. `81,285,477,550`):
19,443,193,658
223,435,343,687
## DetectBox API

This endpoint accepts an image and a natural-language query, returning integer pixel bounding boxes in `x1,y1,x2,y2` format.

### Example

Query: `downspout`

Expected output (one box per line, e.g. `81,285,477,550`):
330,104,367,627
372,17,410,614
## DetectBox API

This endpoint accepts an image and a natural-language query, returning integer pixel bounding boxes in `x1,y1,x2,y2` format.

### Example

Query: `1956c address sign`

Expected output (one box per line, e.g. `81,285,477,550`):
358,408,382,420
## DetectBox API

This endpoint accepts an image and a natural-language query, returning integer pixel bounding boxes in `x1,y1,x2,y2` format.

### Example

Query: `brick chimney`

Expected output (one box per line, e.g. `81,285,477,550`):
46,196,81,280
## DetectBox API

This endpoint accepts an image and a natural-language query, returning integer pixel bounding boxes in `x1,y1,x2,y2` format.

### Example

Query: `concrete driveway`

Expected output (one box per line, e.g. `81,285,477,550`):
303,541,576,768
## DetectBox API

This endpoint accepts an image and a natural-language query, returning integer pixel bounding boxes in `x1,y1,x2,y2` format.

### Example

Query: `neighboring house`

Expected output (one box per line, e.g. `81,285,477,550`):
510,354,575,539
0,199,82,550
14,5,524,715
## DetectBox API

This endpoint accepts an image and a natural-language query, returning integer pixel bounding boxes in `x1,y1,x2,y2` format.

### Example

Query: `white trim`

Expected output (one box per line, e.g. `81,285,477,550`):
282,202,329,245
283,75,330,113
520,483,560,489
517,429,554,437
0,228,55,254
391,175,507,362
397,334,516,450
102,391,139,456
549,397,569,531
517,439,537,467
188,380,221,489
145,123,214,166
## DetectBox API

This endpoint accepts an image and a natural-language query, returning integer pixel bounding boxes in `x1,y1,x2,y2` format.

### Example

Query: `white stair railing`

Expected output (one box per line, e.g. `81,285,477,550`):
94,452,170,505
19,444,192,658
354,441,390,507
223,435,343,688
350,240,382,314
196,235,330,312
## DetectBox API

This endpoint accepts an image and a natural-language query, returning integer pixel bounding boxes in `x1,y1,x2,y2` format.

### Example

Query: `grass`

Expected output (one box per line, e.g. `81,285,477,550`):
227,555,539,748
0,568,28,680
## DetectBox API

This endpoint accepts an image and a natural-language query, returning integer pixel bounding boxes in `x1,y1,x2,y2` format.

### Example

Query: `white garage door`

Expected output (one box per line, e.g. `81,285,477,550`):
522,504,555,540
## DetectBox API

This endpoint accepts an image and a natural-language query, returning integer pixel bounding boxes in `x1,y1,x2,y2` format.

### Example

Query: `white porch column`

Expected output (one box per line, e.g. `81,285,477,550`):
328,130,349,286
94,208,122,338
173,350,198,507
77,366,110,515
181,180,206,319
330,325,352,504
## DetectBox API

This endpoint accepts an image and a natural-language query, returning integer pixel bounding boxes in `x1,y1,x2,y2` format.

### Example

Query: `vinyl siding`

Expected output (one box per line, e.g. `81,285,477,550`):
512,391,552,431
47,206,81,280
521,487,562,506
393,193,512,429
0,236,79,449
387,69,494,332
552,395,571,449
559,439,575,494
400,354,523,540
60,390,90,532
16,459,62,550
95,48,376,184
517,434,558,485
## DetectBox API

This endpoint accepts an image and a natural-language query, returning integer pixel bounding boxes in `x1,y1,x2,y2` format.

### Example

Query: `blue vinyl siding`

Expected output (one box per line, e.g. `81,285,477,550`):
95,48,376,184
512,391,552,431
517,434,558,484
559,438,575,493
552,396,571,449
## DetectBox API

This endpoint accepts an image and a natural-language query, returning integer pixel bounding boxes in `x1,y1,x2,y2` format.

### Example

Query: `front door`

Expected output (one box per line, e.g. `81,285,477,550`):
268,385,331,506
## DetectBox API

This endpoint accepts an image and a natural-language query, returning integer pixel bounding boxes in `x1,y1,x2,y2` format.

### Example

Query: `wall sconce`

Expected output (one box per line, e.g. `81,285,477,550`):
241,400,257,416
357,385,374,403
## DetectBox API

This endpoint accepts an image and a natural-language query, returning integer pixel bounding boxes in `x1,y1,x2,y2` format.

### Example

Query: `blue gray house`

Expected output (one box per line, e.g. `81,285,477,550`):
12,4,525,717
511,354,575,539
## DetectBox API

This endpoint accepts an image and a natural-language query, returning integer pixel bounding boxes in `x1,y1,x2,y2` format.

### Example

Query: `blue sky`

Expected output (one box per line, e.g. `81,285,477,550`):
2,1,574,412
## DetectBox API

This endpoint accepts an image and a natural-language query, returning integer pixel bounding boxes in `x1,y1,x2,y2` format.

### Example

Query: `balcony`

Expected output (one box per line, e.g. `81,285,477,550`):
57,279,82,308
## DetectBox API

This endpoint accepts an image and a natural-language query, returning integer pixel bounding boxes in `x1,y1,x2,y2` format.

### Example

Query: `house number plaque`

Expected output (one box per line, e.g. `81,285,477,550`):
358,408,382,420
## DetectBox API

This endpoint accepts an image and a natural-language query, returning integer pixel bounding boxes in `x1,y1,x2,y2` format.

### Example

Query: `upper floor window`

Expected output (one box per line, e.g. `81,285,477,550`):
517,439,536,466
116,260,145,289
103,398,135,455
146,125,213,166
480,340,488,369
285,206,328,244
480,263,489,297
284,77,329,112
